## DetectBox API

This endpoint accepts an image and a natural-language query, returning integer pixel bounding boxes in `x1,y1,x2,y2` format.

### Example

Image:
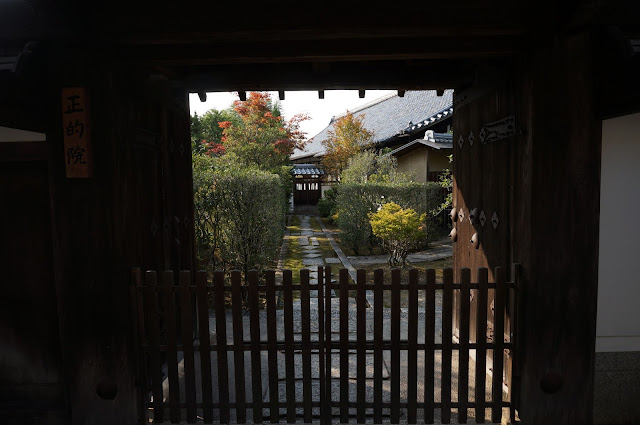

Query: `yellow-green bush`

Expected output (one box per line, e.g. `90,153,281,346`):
369,202,426,267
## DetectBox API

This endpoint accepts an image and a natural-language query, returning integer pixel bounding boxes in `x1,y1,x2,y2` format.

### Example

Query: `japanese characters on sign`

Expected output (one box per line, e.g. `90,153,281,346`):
61,88,92,177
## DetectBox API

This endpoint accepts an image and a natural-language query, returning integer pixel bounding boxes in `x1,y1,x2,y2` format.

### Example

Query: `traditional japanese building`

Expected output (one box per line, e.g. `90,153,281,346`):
1,2,639,424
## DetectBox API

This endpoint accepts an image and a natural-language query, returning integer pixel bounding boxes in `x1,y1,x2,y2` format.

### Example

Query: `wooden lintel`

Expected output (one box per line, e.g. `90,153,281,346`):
183,60,467,92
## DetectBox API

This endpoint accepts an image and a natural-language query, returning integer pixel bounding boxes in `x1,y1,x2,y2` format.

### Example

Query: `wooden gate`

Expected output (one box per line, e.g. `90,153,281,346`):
131,266,519,424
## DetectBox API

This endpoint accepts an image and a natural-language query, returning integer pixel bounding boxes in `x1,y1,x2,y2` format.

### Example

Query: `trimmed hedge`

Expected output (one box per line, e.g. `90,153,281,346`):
335,181,442,254
193,154,287,277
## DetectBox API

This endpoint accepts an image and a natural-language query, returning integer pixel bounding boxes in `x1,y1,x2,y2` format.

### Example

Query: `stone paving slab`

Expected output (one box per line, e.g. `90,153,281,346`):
303,253,322,259
298,236,309,246
303,258,325,266
310,237,319,246
325,257,341,264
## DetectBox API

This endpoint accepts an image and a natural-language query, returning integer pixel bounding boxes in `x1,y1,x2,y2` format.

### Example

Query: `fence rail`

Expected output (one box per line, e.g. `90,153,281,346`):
131,265,520,424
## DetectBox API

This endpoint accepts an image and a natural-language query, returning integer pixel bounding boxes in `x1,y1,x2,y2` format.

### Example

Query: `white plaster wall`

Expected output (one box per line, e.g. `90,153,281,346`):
0,126,46,142
597,112,640,352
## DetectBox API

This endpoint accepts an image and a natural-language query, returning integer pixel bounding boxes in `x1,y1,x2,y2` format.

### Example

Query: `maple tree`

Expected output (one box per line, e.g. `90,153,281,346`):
321,111,373,177
191,108,240,155
218,92,309,171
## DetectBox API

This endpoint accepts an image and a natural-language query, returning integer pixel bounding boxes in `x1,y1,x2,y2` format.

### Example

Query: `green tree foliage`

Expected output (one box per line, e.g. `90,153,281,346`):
341,150,414,184
321,112,374,177
335,182,441,255
430,154,453,218
369,202,427,267
219,92,308,172
191,108,240,155
193,153,286,284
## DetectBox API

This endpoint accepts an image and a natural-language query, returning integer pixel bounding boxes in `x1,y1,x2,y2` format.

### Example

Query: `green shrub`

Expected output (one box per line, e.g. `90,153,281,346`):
335,181,442,254
369,202,427,267
193,154,286,280
317,187,338,218
317,198,333,217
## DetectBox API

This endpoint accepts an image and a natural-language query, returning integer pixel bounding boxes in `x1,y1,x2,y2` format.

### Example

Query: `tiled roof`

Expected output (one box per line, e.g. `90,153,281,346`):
403,106,454,133
291,90,453,160
387,130,453,156
291,164,326,175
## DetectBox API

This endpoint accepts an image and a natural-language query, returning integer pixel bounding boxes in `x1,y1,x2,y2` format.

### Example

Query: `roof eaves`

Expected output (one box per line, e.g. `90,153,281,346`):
405,105,454,133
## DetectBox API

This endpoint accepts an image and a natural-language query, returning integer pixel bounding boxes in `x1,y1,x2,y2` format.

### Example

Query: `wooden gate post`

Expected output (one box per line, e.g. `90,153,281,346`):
515,31,601,424
453,30,601,424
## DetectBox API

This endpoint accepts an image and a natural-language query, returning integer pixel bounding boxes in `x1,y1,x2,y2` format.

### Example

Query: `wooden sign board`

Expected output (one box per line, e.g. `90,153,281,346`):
61,87,92,178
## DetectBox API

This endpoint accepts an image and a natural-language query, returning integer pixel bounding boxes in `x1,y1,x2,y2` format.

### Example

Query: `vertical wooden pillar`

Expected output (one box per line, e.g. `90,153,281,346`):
516,31,601,424
47,46,195,425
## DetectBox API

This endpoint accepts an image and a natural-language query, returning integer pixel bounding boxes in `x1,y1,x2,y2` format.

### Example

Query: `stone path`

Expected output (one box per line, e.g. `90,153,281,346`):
152,216,493,424
297,215,335,297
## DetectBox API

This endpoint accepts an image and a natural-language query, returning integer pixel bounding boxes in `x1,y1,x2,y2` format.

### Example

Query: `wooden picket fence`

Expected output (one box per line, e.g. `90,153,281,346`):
130,265,520,424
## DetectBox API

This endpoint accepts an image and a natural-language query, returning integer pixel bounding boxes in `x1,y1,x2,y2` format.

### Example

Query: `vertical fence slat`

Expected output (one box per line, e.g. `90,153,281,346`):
476,268,488,423
145,271,164,423
441,268,453,424
373,269,383,424
459,268,471,423
492,267,506,424
356,269,367,424
339,268,349,424
318,267,327,425
162,271,180,423
266,270,279,423
407,268,418,424
300,269,312,423
131,268,146,423
424,269,436,424
179,271,197,423
510,263,521,424
324,266,332,422
197,271,214,423
248,271,263,424
214,270,230,424
283,270,296,424
390,268,401,424
231,271,247,423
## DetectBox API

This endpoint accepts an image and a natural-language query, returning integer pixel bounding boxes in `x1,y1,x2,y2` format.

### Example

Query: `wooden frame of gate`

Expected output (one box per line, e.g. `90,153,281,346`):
131,265,520,424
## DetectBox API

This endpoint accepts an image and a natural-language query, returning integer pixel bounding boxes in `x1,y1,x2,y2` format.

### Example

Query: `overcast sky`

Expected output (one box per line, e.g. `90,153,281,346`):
189,90,395,139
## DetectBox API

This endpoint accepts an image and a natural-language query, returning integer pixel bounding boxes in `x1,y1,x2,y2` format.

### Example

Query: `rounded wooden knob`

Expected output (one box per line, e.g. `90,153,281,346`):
96,376,118,400
450,208,457,222
540,373,563,394
470,232,479,249
470,208,479,224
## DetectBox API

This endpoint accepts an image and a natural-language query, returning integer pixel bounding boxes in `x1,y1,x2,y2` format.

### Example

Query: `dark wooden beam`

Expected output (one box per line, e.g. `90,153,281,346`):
121,36,521,66
180,60,475,92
